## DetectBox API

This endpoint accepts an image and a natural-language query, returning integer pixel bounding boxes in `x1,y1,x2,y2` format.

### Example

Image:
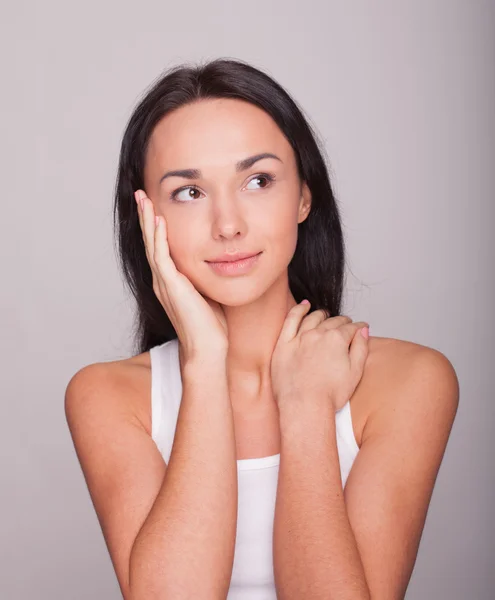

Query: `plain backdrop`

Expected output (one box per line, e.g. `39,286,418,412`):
2,1,494,598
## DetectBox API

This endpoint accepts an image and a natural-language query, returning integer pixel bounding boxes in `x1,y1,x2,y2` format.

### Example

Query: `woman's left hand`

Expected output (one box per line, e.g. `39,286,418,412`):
271,301,370,414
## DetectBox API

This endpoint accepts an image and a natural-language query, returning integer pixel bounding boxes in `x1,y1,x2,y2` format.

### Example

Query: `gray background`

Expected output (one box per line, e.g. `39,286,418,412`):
3,0,494,598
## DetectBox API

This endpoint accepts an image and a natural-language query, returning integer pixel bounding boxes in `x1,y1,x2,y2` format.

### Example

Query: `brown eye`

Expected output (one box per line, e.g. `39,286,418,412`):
170,186,202,203
245,173,275,190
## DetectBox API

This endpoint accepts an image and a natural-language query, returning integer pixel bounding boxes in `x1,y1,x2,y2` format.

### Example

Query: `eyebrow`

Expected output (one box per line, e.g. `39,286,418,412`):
158,152,283,185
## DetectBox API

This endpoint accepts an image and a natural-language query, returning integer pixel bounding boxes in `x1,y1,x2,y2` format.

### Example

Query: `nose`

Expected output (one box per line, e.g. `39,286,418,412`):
210,195,248,242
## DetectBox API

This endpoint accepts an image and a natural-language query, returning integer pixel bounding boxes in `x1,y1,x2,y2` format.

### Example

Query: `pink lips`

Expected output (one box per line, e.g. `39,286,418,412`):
206,252,262,276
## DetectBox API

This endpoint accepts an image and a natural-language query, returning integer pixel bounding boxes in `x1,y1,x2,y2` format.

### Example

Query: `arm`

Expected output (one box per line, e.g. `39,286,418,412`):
274,404,370,599
273,346,459,599
129,355,238,598
65,356,237,600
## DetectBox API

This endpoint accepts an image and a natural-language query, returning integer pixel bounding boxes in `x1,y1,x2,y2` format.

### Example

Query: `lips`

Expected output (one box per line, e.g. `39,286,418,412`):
206,251,261,263
206,252,262,276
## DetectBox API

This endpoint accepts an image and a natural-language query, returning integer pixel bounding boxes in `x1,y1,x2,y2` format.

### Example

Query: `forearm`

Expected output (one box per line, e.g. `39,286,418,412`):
274,401,370,599
129,356,237,600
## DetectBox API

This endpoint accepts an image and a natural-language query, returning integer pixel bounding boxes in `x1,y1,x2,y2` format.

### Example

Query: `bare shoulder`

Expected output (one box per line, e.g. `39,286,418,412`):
342,338,459,597
65,350,152,436
364,334,454,372
365,334,459,391
352,335,459,446
64,351,165,599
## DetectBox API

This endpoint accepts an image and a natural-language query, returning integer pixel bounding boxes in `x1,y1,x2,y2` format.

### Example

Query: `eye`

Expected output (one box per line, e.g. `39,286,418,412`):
245,172,276,191
169,172,276,203
170,186,202,203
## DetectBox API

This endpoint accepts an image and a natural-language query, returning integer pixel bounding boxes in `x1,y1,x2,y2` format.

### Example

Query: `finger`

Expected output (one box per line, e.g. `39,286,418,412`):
299,312,352,335
136,191,174,309
135,190,153,271
135,192,144,245
154,214,178,282
135,189,147,233
328,321,369,346
278,301,312,343
135,190,161,299
349,326,370,382
139,192,160,276
298,308,329,334
313,314,353,333
135,190,148,250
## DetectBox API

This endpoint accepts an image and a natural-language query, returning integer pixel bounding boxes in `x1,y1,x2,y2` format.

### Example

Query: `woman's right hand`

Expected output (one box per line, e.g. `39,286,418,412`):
135,189,229,360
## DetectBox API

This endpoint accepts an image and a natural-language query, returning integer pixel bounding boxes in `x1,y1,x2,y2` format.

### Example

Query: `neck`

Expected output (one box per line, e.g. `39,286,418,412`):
223,273,298,414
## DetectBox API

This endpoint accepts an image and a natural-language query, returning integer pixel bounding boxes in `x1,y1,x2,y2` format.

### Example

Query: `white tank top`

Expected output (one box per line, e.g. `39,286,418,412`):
150,338,360,599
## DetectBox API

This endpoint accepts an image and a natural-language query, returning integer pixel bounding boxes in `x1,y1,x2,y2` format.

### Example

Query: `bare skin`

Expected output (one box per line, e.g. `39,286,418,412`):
133,95,379,452
65,96,459,597
105,334,402,460
141,98,314,415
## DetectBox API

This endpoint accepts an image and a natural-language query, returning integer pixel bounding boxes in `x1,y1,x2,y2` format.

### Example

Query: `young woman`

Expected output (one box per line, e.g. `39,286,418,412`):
65,58,459,599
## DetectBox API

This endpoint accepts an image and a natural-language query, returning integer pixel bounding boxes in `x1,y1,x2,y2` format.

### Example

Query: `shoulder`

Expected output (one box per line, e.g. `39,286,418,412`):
342,338,459,596
64,352,167,599
64,350,152,437
358,335,459,444
365,334,458,383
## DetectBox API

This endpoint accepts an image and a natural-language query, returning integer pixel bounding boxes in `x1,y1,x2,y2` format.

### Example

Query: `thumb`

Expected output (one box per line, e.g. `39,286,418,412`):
349,326,370,380
277,300,312,343
204,296,227,328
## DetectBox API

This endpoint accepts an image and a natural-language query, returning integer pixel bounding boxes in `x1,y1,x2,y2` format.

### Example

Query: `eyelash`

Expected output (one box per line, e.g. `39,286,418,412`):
169,172,276,203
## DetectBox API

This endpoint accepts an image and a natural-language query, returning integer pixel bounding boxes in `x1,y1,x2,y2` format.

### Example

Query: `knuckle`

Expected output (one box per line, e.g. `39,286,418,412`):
329,327,344,340
302,328,319,341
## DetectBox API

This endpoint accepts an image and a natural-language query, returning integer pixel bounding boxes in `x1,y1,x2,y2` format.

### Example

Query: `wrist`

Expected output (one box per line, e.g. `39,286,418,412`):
278,395,336,431
180,350,228,381
179,340,227,368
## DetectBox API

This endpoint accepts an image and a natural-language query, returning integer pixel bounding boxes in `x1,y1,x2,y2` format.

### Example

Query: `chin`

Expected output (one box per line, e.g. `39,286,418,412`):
206,288,263,307
193,259,288,307
196,278,269,308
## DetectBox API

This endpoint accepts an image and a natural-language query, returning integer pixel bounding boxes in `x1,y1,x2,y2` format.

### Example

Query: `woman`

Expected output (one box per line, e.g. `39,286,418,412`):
65,58,459,599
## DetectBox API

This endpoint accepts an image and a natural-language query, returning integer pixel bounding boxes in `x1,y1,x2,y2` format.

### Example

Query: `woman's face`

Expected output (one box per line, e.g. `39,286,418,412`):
143,98,311,306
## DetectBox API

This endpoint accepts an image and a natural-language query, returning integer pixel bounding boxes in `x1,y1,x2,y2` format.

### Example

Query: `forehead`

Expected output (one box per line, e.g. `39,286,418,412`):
145,98,293,173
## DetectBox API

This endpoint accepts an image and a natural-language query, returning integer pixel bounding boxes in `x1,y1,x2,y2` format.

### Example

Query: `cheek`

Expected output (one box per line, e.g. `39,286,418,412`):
263,204,299,259
165,223,208,293
165,227,192,273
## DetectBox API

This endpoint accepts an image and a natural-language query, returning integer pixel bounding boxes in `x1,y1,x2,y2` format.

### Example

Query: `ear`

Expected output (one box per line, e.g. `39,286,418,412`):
297,180,312,224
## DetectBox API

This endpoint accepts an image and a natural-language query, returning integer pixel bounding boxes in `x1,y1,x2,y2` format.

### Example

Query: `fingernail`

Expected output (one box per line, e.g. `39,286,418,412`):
301,299,310,305
361,327,369,339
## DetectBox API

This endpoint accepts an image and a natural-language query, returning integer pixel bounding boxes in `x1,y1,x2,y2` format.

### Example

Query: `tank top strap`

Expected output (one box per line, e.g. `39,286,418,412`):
335,399,360,486
149,338,182,463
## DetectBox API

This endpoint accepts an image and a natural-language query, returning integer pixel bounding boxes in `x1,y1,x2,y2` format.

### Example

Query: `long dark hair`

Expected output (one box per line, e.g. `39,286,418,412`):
113,57,346,355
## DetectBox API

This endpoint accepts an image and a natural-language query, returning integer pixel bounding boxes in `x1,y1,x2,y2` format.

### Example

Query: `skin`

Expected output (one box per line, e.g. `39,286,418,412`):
138,99,459,596
142,97,314,415
64,97,459,598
